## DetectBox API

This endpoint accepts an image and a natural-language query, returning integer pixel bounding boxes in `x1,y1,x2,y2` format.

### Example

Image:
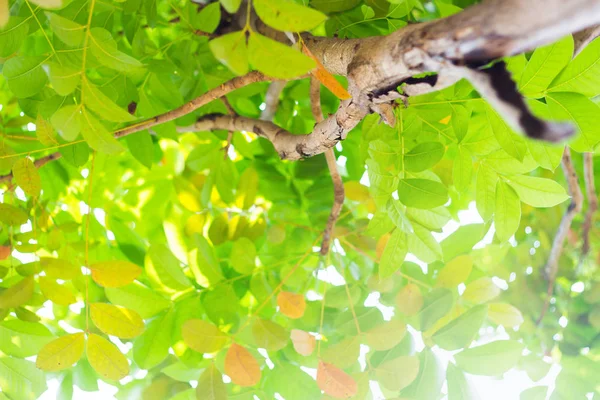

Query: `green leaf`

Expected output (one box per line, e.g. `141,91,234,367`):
403,142,445,172
374,355,420,392
447,363,478,400
35,114,59,147
51,105,81,141
432,305,487,350
506,174,569,207
386,199,413,233
494,180,521,241
462,278,501,304
519,35,573,97
379,229,407,279
46,12,84,46
546,92,600,152
311,0,360,13
252,318,288,351
196,363,227,400
12,158,41,197
453,147,473,192
48,62,81,96
322,336,360,368
145,244,189,291
0,320,53,357
220,0,242,13
416,288,454,331
401,348,444,399
406,206,451,231
486,106,527,162
209,31,249,76
266,364,321,400
192,235,223,287
364,319,407,351
407,223,442,263
0,358,47,400
454,340,524,376
549,38,600,96
3,56,48,98
126,130,154,169
398,179,448,209
520,386,548,400
0,203,28,226
437,255,473,288
79,109,124,154
105,282,171,319
182,319,227,353
0,17,29,58
133,309,174,369
89,28,144,72
475,164,497,221
82,79,135,122
248,32,315,79
254,0,327,32
196,3,221,33
230,237,256,274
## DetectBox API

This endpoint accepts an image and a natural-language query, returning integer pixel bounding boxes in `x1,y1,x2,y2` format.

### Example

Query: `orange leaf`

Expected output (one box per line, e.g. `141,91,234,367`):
317,361,357,399
277,291,306,319
0,245,10,260
290,329,315,356
225,343,261,387
302,44,351,100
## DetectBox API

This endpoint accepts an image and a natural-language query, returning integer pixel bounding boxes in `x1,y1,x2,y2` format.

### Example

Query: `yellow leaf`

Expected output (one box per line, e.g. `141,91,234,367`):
40,257,79,280
365,320,407,351
36,333,85,371
251,319,288,351
0,0,8,28
462,277,501,304
90,260,142,288
290,329,315,356
90,303,144,339
29,0,62,8
436,255,473,288
182,319,227,353
488,303,524,328
12,158,41,197
39,277,76,306
224,343,261,387
302,44,351,100
0,276,34,309
395,283,423,316
36,114,59,147
87,333,129,380
344,181,370,202
276,291,306,319
317,361,357,398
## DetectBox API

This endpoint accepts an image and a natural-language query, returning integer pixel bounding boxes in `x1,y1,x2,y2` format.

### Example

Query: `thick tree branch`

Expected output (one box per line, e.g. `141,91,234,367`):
0,71,269,185
574,25,600,56
581,153,598,259
538,148,583,324
309,78,345,256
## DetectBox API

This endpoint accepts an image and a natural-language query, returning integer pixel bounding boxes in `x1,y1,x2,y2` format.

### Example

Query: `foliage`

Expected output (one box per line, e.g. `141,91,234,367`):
0,0,599,399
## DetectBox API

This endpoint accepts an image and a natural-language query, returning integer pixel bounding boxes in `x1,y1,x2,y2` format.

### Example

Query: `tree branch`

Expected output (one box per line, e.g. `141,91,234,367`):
0,71,269,185
574,24,600,56
581,153,597,259
538,148,583,324
260,80,286,121
309,78,345,256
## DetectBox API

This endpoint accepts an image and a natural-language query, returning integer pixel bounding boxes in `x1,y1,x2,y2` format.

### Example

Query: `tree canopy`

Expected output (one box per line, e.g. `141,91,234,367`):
0,0,600,399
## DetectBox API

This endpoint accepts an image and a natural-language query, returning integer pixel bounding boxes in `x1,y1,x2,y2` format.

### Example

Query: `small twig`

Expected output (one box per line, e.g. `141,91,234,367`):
310,77,345,256
538,148,583,325
260,80,286,121
0,71,269,185
581,153,597,260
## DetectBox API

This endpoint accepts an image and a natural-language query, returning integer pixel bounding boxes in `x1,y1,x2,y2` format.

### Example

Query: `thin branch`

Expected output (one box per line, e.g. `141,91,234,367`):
0,71,269,185
574,24,600,56
260,80,286,121
538,148,583,325
310,78,345,256
581,152,597,259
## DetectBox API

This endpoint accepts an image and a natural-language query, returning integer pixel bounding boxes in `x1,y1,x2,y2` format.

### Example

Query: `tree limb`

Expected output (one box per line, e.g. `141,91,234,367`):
260,80,286,121
574,24,600,56
538,148,583,325
581,153,597,259
309,78,345,256
0,71,269,185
